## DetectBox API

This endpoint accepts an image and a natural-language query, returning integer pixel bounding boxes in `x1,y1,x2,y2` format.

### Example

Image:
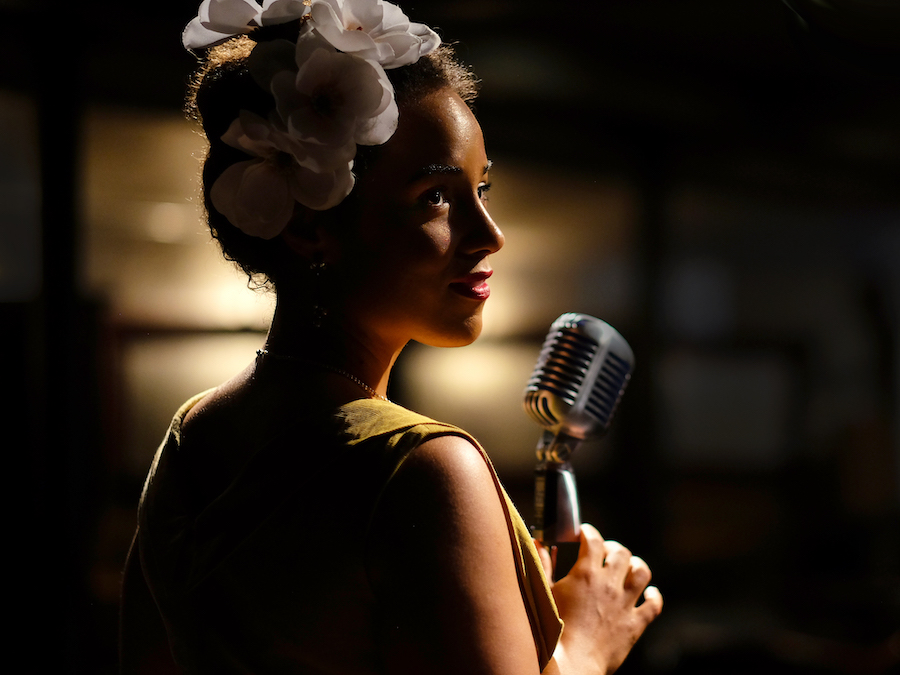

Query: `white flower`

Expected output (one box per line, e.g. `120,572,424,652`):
273,33,397,151
306,0,440,68
210,111,355,237
220,109,314,163
183,0,310,49
184,0,442,238
248,34,397,154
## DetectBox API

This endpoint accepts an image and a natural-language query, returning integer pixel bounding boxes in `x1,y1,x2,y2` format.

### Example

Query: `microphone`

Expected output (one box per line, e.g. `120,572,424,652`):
524,313,634,556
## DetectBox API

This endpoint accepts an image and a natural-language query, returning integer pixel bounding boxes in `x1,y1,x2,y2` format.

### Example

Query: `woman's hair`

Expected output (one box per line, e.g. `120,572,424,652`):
185,25,478,289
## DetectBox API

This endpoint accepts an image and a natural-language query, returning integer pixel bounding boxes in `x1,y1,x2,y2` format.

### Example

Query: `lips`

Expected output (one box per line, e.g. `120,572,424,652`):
449,271,493,300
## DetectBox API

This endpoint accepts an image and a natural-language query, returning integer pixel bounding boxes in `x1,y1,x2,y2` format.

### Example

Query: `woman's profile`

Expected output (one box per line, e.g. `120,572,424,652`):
120,1,663,673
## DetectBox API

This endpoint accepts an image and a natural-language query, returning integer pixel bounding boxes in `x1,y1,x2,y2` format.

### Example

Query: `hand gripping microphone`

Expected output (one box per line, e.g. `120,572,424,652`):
524,313,634,555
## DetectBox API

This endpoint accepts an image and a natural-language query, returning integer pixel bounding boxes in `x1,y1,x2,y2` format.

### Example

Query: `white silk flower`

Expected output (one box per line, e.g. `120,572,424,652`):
272,32,398,150
183,0,310,49
187,0,440,238
210,111,355,237
306,0,440,68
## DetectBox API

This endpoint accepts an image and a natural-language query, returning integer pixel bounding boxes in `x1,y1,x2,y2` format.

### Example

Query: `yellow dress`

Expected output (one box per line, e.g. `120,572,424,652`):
136,394,563,673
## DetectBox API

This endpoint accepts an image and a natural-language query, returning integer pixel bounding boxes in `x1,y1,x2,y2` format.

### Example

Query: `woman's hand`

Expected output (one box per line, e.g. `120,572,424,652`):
538,524,663,675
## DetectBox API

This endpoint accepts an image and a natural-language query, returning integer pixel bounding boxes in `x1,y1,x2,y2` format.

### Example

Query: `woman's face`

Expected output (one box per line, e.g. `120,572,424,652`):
329,87,504,352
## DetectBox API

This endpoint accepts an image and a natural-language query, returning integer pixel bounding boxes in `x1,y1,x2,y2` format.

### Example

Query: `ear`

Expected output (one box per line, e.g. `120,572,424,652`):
279,205,337,262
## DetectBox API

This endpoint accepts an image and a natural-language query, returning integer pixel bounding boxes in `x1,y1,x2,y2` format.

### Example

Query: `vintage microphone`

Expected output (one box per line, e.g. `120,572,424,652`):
524,313,634,576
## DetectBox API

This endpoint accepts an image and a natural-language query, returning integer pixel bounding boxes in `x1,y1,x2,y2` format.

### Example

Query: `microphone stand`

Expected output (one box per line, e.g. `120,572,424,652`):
532,430,583,580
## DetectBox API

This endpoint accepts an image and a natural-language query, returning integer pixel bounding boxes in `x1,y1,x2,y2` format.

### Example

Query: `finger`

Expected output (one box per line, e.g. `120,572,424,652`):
600,539,631,571
624,555,652,592
638,585,664,622
534,540,555,582
578,522,604,546
574,523,607,567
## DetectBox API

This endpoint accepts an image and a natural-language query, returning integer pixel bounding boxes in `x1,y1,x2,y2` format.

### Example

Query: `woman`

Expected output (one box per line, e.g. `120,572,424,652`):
120,1,662,673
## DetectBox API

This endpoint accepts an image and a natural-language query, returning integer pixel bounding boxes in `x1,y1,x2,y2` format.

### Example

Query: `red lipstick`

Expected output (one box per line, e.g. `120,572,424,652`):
450,271,492,300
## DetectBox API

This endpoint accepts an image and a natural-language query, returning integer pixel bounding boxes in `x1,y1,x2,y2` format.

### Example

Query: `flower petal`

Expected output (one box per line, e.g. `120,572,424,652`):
259,0,310,25
315,0,382,33
355,92,397,146
271,67,308,129
382,23,440,68
378,2,408,32
344,0,383,29
182,16,240,49
247,39,298,92
305,0,439,67
182,0,261,48
221,112,275,157
310,0,380,60
211,159,297,239
290,161,355,210
316,23,380,60
204,0,262,30
289,42,388,147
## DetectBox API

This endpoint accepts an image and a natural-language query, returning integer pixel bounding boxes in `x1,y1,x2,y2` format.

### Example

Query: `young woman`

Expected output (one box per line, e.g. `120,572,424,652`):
120,2,662,673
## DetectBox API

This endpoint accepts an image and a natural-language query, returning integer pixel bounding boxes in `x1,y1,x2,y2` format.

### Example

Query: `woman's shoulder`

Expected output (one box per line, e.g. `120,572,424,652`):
356,402,506,561
393,432,494,502
178,364,335,453
335,399,479,447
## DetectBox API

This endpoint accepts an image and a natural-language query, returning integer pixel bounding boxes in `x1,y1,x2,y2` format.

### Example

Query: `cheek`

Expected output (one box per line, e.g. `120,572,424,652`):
416,219,452,259
428,221,452,250
341,226,446,294
340,209,453,292
381,219,452,269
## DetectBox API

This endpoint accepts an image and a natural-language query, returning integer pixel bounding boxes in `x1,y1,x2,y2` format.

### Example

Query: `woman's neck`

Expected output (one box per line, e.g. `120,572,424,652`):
263,295,401,401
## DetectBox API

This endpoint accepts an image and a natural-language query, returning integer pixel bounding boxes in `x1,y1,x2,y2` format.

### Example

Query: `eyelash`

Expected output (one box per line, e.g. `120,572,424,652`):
422,183,492,207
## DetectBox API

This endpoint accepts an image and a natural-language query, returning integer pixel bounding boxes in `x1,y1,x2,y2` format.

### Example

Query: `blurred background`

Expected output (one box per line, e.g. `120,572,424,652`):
4,0,899,672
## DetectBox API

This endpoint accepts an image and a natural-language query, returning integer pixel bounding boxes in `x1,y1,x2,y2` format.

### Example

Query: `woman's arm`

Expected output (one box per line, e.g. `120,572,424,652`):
366,434,661,675
119,535,181,675
367,434,541,674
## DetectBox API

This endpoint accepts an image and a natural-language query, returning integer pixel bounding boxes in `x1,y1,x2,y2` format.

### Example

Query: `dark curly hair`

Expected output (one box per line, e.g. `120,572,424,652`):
185,24,479,290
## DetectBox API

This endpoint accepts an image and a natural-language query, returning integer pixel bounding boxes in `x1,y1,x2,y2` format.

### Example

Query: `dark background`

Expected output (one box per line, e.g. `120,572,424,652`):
5,0,899,672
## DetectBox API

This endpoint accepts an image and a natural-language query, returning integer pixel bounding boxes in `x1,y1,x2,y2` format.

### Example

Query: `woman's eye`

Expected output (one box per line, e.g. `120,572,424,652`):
478,182,492,202
423,189,447,206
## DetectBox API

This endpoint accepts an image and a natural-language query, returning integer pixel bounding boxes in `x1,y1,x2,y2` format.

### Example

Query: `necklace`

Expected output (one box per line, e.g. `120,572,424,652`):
256,349,389,402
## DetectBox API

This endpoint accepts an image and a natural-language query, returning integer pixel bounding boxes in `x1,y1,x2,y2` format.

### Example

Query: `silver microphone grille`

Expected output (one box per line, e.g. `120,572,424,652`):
524,313,634,439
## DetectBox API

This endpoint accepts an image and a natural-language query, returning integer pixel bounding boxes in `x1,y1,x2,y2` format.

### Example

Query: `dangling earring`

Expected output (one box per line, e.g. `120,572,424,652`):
309,257,328,329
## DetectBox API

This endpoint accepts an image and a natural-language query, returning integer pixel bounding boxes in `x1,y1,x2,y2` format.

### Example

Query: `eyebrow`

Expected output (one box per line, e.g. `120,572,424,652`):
408,160,493,184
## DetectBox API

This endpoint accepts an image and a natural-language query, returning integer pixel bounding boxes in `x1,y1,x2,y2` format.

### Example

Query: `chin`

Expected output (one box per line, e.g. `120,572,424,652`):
420,315,484,348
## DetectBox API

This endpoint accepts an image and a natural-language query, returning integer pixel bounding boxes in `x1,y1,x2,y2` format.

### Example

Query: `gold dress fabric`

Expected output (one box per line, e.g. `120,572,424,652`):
137,394,563,673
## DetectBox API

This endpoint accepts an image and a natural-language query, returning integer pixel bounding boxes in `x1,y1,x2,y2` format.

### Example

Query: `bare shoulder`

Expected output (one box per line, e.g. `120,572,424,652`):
367,433,541,675
371,433,509,546
367,434,496,560
396,433,496,502
175,365,273,502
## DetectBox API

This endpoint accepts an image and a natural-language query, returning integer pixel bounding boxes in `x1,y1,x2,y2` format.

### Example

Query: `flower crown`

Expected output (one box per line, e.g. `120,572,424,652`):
183,0,440,239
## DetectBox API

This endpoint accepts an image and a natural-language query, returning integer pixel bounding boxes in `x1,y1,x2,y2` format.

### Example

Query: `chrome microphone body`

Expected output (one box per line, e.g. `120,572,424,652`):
524,313,634,547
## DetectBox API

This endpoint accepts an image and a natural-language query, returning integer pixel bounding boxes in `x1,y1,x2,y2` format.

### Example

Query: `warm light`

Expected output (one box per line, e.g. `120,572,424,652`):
122,332,265,473
145,201,202,244
82,111,638,337
82,107,274,330
401,341,546,478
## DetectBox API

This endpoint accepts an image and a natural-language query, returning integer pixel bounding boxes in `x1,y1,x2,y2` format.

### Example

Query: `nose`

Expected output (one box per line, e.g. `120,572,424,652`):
460,199,504,257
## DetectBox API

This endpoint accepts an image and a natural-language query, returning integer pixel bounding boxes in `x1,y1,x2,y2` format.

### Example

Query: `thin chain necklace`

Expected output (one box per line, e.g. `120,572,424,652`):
256,349,389,402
